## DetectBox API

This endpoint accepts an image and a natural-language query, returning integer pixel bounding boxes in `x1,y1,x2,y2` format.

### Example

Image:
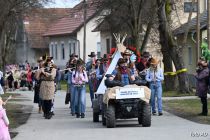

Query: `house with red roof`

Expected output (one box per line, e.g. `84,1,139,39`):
44,0,102,67
16,8,70,65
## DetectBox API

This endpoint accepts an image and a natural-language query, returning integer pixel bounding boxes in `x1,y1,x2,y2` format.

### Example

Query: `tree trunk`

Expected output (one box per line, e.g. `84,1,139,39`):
157,0,190,93
162,48,176,91
133,33,141,54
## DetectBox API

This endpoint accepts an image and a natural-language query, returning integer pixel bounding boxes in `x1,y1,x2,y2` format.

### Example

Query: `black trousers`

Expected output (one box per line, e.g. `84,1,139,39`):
42,100,52,115
200,97,208,115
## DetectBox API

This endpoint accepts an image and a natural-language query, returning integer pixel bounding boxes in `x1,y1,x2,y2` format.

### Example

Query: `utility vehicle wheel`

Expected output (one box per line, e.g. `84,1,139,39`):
138,105,142,125
141,102,151,127
93,99,99,122
106,104,116,128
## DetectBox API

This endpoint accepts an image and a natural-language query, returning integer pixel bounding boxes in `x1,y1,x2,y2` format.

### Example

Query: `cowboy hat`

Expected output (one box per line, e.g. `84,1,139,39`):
88,52,96,57
102,54,110,61
150,58,159,65
121,49,132,56
117,58,128,65
70,53,78,58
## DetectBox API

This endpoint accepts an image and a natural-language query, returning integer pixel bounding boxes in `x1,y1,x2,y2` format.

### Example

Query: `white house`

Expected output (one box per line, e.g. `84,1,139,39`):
43,0,102,68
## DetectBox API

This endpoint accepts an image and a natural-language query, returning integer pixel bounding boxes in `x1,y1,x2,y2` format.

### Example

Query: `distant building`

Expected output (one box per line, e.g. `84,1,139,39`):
16,8,70,66
44,0,101,68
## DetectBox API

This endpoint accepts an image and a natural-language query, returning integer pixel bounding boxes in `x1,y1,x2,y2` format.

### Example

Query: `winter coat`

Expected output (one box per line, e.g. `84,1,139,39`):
195,67,209,98
37,68,56,100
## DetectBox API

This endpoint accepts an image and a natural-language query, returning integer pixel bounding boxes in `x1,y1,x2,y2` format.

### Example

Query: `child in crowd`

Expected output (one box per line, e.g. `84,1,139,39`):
0,96,11,140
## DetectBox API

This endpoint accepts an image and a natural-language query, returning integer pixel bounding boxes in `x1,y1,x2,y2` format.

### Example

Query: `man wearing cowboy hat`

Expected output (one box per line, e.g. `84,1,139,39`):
96,54,110,86
86,52,96,71
109,58,135,86
145,57,164,116
34,56,45,113
136,51,151,72
85,52,96,106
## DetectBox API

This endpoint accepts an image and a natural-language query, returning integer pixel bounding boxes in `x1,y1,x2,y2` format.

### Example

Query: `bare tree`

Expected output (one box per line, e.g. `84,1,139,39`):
156,0,190,93
97,0,156,54
0,0,52,72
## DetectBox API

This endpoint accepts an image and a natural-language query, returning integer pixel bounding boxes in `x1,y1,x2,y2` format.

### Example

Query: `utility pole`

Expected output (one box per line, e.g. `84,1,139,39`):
208,0,210,49
196,0,200,61
83,0,87,62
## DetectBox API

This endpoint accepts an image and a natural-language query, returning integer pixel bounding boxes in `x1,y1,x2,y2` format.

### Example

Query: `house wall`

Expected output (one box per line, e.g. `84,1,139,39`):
77,17,101,62
48,36,79,69
100,32,112,56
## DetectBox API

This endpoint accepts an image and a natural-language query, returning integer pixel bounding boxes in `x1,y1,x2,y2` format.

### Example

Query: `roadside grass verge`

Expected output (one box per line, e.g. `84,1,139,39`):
163,98,210,125
163,91,195,97
1,93,32,138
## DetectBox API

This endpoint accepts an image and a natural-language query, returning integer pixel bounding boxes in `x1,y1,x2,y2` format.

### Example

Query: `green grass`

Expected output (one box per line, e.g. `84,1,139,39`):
163,99,210,125
163,91,195,97
60,80,67,91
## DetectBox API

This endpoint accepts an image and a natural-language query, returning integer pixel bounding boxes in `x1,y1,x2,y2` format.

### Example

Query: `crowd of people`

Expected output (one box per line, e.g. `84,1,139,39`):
1,46,210,140
63,49,165,118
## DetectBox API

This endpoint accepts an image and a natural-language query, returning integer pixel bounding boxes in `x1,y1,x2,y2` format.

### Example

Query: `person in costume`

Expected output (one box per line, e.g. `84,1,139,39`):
0,97,11,140
36,56,56,119
109,58,135,86
195,57,209,116
146,58,164,116
72,59,88,118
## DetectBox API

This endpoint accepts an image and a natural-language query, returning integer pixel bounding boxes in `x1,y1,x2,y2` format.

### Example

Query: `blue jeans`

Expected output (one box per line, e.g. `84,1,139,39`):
74,85,86,114
149,81,163,113
70,84,78,113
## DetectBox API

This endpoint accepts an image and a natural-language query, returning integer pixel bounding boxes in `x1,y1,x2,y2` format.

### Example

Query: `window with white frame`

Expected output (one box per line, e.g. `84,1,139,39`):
61,43,65,60
97,42,101,58
55,43,58,60
69,42,72,56
69,42,76,55
72,42,76,54
106,38,110,53
51,43,54,58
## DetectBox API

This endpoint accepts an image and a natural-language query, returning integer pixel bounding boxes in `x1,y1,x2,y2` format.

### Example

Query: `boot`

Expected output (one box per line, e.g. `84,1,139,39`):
38,107,42,114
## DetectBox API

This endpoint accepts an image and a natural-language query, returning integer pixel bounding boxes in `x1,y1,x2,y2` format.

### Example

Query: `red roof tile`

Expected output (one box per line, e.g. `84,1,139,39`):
24,8,71,48
44,0,99,37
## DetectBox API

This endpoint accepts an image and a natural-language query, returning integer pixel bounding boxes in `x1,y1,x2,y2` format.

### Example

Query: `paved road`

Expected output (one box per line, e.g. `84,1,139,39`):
9,90,210,140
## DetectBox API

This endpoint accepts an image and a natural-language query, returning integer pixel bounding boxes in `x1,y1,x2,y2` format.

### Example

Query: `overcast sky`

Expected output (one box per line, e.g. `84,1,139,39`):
45,0,80,8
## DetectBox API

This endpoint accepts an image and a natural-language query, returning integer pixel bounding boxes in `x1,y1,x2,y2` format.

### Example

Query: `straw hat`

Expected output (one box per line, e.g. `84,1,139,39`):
150,58,159,65
121,49,132,56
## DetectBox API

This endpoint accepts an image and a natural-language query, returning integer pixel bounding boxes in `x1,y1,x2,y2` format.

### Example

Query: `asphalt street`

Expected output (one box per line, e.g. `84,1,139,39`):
9,90,210,140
